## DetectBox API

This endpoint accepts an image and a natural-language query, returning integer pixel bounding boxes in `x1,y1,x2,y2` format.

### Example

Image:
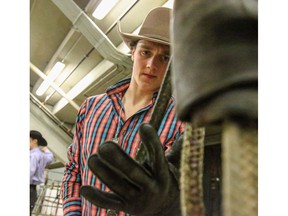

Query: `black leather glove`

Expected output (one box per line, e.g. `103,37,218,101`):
80,123,183,216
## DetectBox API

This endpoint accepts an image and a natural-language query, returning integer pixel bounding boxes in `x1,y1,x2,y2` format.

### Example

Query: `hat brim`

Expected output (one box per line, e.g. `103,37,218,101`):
31,135,47,146
118,22,170,50
38,137,47,146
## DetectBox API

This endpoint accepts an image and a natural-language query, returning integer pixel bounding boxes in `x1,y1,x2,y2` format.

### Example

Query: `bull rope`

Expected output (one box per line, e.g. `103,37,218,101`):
180,123,206,216
222,119,258,216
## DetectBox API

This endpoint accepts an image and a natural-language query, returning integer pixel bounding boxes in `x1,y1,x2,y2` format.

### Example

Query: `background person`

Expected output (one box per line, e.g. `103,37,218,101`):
30,130,54,215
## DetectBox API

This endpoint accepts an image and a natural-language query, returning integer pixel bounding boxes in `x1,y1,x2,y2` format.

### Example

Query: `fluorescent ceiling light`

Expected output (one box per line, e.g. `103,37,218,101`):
92,0,119,20
36,61,65,96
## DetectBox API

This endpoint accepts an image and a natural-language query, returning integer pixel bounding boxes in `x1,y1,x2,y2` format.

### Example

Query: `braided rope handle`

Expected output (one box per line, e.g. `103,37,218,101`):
180,123,206,216
222,119,258,216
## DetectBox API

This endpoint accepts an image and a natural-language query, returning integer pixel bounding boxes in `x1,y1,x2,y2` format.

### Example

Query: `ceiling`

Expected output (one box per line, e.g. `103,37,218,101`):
30,0,173,133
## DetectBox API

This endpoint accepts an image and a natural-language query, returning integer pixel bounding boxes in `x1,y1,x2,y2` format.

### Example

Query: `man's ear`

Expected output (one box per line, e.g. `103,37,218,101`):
30,138,38,148
131,47,135,61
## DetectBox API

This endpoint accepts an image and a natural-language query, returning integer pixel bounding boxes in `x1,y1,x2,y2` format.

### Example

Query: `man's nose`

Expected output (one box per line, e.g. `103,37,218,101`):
146,56,158,69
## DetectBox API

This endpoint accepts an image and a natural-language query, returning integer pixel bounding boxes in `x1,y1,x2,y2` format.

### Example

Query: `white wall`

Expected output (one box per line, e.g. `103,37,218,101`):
30,101,73,163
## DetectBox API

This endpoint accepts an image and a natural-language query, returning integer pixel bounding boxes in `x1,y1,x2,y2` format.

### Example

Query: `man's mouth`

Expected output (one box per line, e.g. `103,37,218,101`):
143,73,156,79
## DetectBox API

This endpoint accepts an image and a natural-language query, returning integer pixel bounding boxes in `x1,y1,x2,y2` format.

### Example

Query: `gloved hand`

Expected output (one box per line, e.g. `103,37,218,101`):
80,123,183,216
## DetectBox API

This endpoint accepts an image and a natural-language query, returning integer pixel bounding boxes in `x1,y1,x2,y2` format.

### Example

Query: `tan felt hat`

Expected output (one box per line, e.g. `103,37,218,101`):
118,7,171,49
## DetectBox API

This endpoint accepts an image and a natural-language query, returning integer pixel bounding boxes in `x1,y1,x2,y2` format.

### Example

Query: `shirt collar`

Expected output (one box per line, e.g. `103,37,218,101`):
106,78,159,101
30,147,40,153
106,78,131,96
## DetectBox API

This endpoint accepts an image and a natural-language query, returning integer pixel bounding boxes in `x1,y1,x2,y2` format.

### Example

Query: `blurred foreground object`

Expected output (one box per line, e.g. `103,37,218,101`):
172,0,258,215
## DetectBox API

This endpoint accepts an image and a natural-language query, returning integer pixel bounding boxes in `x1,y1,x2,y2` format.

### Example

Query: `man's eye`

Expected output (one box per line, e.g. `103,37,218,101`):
141,50,149,56
160,55,170,62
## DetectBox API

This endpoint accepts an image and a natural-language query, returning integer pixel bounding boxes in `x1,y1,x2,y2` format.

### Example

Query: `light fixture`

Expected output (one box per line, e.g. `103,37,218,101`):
92,0,119,20
36,61,65,96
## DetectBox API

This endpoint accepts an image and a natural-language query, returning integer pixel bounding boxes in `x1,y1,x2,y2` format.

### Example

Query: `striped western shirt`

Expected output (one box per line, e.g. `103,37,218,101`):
62,78,185,216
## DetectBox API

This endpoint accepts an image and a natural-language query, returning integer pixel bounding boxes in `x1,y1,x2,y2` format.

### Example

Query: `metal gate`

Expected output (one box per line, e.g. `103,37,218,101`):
32,172,63,216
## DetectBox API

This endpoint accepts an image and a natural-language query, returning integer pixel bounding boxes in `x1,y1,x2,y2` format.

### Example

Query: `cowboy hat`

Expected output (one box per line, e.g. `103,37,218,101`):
30,130,48,146
118,7,171,49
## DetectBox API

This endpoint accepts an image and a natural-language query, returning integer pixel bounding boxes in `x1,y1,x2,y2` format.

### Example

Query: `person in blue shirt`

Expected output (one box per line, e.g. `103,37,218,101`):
30,130,54,215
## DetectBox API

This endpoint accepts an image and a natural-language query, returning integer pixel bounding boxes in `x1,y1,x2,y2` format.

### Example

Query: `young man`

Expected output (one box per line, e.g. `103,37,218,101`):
30,130,54,215
61,7,185,216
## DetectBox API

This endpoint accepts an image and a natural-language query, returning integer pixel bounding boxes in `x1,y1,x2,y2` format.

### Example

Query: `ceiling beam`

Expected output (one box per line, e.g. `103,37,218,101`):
52,0,132,69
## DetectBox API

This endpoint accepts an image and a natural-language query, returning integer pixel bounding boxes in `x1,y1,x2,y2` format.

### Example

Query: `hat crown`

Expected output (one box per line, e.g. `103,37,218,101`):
30,130,42,138
118,7,171,49
138,7,171,43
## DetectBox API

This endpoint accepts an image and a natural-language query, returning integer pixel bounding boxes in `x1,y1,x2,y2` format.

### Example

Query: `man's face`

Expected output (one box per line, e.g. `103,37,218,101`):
130,40,170,93
30,137,38,150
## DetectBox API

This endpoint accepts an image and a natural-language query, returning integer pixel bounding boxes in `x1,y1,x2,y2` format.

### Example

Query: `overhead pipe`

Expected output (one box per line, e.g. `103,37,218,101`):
52,0,132,69
104,0,139,35
30,93,74,138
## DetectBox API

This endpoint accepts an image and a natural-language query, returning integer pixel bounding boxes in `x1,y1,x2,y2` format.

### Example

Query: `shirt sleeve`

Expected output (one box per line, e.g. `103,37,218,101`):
61,100,87,215
44,151,54,165
30,154,38,184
